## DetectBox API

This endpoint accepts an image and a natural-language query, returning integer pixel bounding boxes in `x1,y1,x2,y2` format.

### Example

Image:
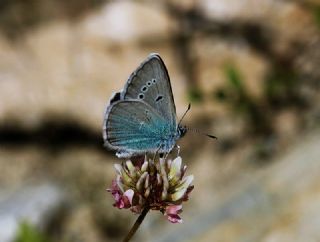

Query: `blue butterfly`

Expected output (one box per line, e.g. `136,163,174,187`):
103,53,187,158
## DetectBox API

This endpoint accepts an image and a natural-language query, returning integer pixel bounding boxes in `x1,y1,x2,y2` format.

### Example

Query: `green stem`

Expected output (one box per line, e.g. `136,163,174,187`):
123,206,150,242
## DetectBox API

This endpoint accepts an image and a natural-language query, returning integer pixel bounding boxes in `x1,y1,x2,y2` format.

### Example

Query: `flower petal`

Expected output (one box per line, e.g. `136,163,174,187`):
175,175,194,191
141,160,149,172
144,174,149,189
159,159,169,200
126,160,137,178
164,205,183,223
168,156,182,183
166,204,182,214
144,187,150,198
116,175,124,193
136,172,148,192
170,175,194,201
123,189,134,205
114,164,122,175
167,214,183,223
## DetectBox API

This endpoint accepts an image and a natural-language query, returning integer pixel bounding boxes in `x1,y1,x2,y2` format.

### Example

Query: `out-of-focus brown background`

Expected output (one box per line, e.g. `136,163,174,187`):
1,1,320,242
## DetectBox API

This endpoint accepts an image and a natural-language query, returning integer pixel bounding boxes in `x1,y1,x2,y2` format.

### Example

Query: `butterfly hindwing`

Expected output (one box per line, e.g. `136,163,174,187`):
103,99,175,157
122,54,177,127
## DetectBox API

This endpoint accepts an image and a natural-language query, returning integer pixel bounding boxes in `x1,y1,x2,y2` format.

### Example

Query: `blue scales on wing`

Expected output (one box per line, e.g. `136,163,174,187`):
103,99,176,157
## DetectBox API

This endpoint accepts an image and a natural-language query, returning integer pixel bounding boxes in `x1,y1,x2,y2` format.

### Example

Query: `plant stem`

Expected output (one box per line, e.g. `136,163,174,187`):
123,206,150,242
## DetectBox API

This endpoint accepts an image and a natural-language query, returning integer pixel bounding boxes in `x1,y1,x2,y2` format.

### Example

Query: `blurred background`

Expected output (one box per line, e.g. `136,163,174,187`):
1,0,320,241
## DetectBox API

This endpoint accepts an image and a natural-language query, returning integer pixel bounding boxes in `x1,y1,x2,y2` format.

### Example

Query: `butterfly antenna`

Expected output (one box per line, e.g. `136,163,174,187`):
187,127,218,140
178,103,191,126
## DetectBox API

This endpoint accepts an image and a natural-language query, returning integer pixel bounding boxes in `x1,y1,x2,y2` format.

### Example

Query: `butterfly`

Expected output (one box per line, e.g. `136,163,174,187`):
103,53,187,158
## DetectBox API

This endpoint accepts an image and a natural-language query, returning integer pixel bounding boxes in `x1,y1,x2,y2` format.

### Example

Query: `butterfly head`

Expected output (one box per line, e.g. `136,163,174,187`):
177,125,187,138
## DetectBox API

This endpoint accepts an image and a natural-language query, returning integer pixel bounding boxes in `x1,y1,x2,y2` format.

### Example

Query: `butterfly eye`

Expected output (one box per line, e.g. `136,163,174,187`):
138,93,144,99
141,86,148,92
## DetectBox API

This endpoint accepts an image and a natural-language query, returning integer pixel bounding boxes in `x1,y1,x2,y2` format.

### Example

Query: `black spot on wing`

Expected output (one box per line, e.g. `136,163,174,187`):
141,86,148,92
156,95,163,102
109,92,121,104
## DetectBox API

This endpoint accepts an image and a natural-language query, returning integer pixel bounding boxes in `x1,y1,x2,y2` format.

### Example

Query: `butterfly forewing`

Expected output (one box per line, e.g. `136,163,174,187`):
122,54,177,127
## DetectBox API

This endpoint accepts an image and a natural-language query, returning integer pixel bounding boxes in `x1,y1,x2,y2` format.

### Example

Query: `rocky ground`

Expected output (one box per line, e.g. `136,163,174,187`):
0,1,320,242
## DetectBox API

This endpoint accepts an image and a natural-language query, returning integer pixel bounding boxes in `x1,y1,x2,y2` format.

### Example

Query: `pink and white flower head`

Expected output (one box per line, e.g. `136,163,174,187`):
107,155,194,223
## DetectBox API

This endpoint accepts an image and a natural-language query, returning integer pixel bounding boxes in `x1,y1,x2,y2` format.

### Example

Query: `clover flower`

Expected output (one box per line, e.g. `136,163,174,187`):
107,155,194,223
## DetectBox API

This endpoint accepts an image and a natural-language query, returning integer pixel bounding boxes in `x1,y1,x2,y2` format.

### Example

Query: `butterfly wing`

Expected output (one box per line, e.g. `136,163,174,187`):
103,99,176,157
121,53,177,128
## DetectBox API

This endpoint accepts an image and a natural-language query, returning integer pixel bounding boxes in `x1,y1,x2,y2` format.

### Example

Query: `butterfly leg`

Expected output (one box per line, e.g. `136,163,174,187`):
161,144,179,161
176,145,180,155
152,151,157,163
152,145,163,163
163,152,170,161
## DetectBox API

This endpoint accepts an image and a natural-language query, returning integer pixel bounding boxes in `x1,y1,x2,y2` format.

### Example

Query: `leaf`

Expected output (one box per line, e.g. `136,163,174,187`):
14,221,50,242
